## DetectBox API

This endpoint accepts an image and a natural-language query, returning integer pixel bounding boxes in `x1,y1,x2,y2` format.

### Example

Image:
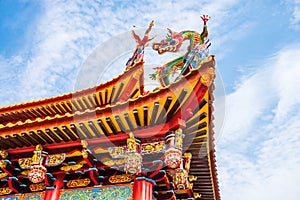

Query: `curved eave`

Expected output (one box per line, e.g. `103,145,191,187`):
208,83,221,200
0,63,144,126
184,80,220,200
0,56,215,150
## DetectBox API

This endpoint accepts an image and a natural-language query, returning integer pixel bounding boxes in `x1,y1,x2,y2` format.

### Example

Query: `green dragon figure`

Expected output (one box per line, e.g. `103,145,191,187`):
151,15,211,87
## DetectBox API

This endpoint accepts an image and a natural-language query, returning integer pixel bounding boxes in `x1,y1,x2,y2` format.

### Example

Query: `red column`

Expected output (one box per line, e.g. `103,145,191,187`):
44,173,65,200
133,177,155,200
44,186,54,200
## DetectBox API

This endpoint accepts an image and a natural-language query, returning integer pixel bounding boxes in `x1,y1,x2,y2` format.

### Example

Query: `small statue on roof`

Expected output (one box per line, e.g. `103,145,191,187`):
126,20,155,69
132,20,155,48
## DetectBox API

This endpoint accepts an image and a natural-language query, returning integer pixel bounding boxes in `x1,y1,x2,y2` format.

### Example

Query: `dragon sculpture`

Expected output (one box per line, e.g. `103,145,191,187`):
151,15,211,86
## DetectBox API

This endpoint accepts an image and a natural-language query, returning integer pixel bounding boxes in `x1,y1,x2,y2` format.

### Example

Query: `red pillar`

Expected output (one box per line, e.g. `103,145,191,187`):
44,187,54,200
44,173,65,200
133,177,155,200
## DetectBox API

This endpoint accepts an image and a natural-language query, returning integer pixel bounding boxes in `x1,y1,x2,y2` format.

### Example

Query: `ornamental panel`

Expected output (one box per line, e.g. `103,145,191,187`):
60,185,132,200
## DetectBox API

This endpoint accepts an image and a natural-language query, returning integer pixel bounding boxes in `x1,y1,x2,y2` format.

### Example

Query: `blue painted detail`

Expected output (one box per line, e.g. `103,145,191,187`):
165,134,175,139
152,160,163,164
46,172,53,177
46,186,55,190
9,176,18,180
4,159,12,164
59,185,132,200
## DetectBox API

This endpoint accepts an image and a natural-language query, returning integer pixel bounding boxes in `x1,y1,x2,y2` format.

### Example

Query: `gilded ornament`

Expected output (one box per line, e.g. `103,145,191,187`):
103,158,125,167
21,170,30,175
18,158,33,169
127,133,137,152
188,175,198,182
173,168,188,189
164,128,185,168
194,193,202,198
200,67,215,86
124,152,142,174
45,153,66,167
164,148,182,169
141,141,165,154
29,183,46,191
0,172,7,178
133,68,144,79
28,164,47,183
125,133,142,174
0,160,7,168
32,151,41,165
81,149,89,158
81,140,88,148
67,178,91,188
184,152,192,171
60,161,84,172
114,159,125,165
35,144,43,151
0,150,8,159
175,128,183,149
109,174,133,184
108,146,125,158
187,182,193,189
0,187,13,195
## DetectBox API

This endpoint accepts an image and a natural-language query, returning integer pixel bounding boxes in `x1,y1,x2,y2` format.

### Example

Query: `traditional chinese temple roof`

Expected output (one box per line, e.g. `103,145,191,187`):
0,63,144,126
0,17,220,200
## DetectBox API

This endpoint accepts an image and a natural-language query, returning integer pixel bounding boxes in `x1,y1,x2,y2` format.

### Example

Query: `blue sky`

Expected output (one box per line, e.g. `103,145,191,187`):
1,0,300,199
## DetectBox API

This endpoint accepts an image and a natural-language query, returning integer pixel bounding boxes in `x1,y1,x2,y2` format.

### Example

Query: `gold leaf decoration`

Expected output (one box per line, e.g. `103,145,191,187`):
0,187,13,195
29,183,46,191
109,174,133,184
67,178,90,188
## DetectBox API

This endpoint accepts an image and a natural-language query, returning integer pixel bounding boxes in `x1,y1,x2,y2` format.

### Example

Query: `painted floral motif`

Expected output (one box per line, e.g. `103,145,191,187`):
60,185,132,200
1,192,44,200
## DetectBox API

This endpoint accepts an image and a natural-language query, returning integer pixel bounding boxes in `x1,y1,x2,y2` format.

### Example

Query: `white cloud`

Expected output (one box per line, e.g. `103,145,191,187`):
0,0,244,106
218,44,300,200
286,0,300,28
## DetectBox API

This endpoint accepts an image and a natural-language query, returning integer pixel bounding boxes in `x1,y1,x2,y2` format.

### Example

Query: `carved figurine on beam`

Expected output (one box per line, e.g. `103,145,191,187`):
81,140,95,168
172,153,196,193
164,128,184,169
124,133,142,175
17,145,65,185
28,145,48,184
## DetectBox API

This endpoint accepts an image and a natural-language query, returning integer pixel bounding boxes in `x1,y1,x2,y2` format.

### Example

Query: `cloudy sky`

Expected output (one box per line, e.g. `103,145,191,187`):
1,0,300,199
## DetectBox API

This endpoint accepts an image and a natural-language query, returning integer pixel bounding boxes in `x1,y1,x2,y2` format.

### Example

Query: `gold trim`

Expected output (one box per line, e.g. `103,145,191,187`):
0,187,13,195
0,172,7,178
30,183,46,191
109,174,133,184
0,160,7,168
0,150,8,159
194,193,202,198
67,178,91,188
200,67,215,87
60,161,84,172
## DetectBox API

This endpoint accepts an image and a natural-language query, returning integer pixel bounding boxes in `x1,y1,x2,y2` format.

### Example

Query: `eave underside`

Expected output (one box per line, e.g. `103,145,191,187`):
0,56,220,200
